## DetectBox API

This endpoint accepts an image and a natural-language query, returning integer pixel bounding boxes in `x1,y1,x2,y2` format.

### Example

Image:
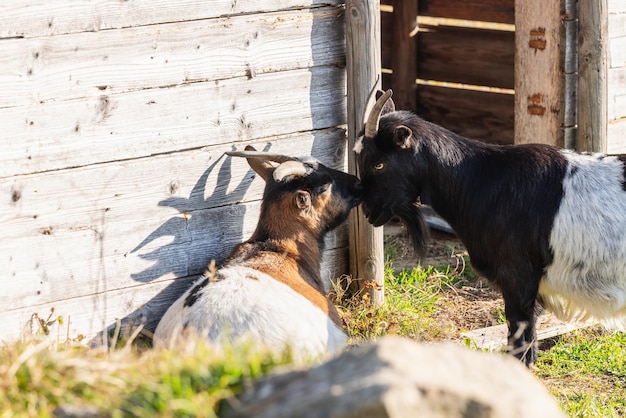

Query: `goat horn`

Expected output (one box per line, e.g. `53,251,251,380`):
364,89,393,138
273,160,313,182
226,150,294,164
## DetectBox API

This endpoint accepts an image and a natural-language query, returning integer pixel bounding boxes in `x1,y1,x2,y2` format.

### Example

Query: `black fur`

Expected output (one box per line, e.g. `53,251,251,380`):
357,109,569,366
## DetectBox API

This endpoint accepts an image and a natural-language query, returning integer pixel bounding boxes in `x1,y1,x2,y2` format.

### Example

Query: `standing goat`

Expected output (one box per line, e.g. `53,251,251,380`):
154,146,362,360
355,89,626,365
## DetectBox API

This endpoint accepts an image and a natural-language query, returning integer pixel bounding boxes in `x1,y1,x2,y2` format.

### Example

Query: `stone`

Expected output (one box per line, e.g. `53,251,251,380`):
221,336,565,418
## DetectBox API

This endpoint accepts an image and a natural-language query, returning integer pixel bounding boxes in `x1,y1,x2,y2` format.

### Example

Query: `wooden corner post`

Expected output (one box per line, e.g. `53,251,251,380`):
514,0,564,147
345,0,385,305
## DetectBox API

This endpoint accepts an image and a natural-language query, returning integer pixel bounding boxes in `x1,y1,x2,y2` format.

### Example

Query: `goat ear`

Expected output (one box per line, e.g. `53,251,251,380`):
245,154,274,182
393,125,414,149
294,191,311,210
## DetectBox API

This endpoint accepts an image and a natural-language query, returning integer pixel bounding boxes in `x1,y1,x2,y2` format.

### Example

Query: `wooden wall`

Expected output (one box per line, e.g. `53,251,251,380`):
380,0,515,145
0,1,348,344
607,0,626,153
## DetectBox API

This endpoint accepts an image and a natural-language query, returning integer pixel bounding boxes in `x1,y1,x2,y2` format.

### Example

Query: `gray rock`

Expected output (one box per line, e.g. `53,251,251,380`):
222,336,565,418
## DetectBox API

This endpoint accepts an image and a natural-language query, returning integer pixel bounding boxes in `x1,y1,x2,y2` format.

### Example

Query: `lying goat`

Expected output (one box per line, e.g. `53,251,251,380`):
154,146,361,360
355,89,626,365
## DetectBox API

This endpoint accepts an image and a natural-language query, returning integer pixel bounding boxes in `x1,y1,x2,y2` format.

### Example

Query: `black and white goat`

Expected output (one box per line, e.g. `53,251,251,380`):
355,89,626,365
154,146,362,360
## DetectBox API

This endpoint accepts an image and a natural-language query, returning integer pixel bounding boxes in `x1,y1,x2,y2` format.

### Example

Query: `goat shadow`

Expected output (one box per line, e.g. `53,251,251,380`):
91,145,269,347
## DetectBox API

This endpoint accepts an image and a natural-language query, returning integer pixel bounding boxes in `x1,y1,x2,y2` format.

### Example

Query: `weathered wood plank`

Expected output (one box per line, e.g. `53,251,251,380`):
381,20,515,90
578,0,609,153
461,313,592,351
387,0,418,111
0,7,345,109
608,67,626,121
416,25,513,89
0,0,344,38
514,0,563,147
0,245,349,343
414,84,514,145
0,66,346,177
381,0,514,24
607,119,626,154
345,0,385,305
1,129,348,311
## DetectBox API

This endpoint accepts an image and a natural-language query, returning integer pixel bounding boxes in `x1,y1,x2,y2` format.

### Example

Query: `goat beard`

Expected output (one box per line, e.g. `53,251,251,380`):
395,203,430,260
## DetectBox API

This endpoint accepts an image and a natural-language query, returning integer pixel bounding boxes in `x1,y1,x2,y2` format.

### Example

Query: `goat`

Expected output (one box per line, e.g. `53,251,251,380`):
153,146,361,360
355,89,626,366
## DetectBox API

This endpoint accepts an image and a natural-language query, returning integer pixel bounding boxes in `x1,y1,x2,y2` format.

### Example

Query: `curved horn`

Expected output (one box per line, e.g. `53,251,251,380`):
273,160,315,182
226,150,294,164
364,89,393,138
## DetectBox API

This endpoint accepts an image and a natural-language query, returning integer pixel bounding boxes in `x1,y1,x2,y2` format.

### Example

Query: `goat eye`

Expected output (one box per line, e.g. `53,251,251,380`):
373,163,384,171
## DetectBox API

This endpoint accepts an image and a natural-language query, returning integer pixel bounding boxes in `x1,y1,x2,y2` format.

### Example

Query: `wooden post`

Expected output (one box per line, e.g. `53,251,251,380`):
391,0,418,111
578,0,608,153
345,0,385,305
514,0,563,146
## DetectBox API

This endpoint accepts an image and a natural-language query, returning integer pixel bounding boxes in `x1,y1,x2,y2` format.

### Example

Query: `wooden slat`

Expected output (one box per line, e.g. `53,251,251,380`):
381,23,514,90
0,245,349,343
345,0,385,305
0,0,344,38
578,0,609,153
417,25,513,89
380,0,514,24
419,0,514,24
0,66,346,177
514,0,563,147
1,129,348,311
0,7,345,110
461,313,592,351
415,84,514,145
608,67,626,122
388,0,418,111
607,119,626,154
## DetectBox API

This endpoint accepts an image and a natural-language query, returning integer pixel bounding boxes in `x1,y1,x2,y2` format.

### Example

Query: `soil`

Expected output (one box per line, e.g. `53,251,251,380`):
384,220,504,338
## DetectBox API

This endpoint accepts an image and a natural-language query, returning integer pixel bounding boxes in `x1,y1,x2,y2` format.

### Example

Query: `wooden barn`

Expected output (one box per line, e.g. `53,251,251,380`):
1,0,625,344
0,0,353,344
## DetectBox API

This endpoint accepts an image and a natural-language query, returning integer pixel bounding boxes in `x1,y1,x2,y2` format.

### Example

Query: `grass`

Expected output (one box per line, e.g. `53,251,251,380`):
0,336,291,417
535,328,626,417
1,243,625,416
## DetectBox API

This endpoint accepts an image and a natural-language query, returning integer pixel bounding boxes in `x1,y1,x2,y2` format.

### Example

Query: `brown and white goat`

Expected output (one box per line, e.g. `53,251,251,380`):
154,146,361,360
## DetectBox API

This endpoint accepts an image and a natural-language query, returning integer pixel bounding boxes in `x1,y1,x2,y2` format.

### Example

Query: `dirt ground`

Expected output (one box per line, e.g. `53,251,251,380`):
384,220,505,337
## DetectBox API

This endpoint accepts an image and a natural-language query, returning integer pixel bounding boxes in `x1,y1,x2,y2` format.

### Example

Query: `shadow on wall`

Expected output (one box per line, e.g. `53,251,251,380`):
91,145,272,347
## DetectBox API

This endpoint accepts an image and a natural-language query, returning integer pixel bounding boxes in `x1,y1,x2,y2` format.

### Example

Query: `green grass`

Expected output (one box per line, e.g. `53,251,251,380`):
1,244,625,416
535,328,626,417
0,337,290,417
335,245,473,342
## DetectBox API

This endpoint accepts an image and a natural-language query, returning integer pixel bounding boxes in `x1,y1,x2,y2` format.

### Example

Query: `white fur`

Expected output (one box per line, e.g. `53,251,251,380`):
540,150,626,327
353,137,364,155
154,266,347,360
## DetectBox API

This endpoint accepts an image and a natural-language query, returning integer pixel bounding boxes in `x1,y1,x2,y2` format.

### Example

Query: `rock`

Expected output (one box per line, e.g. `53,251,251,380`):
221,336,565,418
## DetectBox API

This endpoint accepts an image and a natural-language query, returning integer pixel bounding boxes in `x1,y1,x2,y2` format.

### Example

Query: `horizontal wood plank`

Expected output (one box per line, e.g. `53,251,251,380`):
0,245,349,343
0,66,346,177
0,7,345,109
381,0,514,24
608,119,626,154
461,313,592,351
415,84,514,144
381,23,514,89
0,0,344,38
1,129,349,312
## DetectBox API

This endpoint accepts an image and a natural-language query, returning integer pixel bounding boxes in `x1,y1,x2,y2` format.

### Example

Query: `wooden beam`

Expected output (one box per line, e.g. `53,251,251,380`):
578,0,609,153
345,0,385,305
461,314,592,351
390,0,418,111
514,0,563,147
